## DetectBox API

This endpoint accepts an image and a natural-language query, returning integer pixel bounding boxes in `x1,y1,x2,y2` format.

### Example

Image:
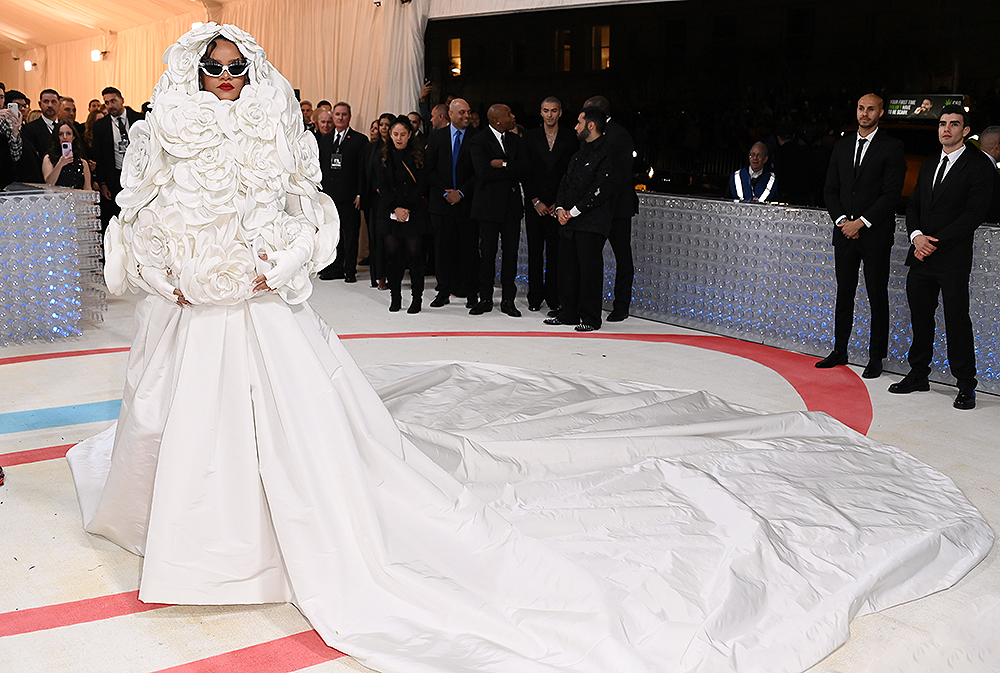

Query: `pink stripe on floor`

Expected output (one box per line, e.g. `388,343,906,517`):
150,630,345,673
1,444,74,466
0,590,168,637
0,347,130,367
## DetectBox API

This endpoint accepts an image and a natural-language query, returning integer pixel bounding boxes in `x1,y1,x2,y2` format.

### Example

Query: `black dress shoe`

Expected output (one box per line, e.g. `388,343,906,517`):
469,300,494,315
407,297,422,314
606,310,629,322
815,351,848,368
318,267,344,281
546,308,561,318
575,323,599,332
861,359,883,379
389,294,402,312
954,389,976,410
430,294,450,308
888,375,930,394
500,301,521,317
344,274,357,283
528,303,542,312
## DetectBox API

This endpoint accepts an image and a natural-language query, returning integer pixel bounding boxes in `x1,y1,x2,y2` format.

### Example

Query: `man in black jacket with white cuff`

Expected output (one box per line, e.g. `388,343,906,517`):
544,107,614,332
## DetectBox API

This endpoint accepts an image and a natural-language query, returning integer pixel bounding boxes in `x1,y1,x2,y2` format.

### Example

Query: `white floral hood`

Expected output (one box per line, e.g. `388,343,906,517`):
104,22,339,305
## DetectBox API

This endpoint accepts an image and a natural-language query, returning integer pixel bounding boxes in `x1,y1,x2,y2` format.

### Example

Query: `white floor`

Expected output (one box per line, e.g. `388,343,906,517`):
1,275,997,673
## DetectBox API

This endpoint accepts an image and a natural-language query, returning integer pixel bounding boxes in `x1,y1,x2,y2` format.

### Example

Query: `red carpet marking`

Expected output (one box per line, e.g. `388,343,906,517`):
0,332,872,438
0,443,73,466
0,347,130,367
340,331,874,434
152,630,345,673
0,590,168,637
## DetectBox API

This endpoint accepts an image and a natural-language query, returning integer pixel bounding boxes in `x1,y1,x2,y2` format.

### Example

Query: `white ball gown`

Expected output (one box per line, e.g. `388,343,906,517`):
66,23,994,673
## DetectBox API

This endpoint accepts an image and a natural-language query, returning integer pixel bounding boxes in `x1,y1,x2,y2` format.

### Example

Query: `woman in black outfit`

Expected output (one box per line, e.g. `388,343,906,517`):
42,121,92,189
364,112,395,290
377,115,427,314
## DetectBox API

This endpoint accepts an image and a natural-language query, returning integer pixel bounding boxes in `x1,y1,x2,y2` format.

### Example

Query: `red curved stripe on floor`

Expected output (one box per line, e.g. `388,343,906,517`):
151,630,344,673
339,331,874,434
0,346,130,367
0,333,872,434
0,590,169,637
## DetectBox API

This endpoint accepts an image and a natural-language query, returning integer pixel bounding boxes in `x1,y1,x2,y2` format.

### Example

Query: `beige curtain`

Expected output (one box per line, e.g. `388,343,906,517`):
1,0,428,134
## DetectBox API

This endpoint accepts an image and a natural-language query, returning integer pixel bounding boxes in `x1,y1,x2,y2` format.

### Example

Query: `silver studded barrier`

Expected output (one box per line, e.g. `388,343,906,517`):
511,193,1000,395
0,186,106,346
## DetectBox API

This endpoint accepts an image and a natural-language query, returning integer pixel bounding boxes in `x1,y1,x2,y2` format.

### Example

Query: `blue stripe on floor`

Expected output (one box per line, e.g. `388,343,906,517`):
0,400,122,434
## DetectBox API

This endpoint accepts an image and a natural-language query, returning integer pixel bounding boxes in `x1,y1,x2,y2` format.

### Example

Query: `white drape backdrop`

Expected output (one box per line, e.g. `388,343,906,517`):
0,0,428,134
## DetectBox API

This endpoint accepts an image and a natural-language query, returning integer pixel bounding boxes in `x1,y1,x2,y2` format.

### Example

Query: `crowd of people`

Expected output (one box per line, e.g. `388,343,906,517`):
301,93,637,330
4,79,1000,385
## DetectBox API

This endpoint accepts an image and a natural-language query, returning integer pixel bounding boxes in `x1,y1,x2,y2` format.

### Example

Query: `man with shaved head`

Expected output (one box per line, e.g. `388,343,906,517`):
430,104,450,131
816,93,905,378
425,97,478,308
468,103,525,316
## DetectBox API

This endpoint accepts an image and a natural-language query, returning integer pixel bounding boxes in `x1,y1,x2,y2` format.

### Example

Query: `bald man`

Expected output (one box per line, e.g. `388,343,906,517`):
817,94,905,378
425,98,478,308
468,103,525,316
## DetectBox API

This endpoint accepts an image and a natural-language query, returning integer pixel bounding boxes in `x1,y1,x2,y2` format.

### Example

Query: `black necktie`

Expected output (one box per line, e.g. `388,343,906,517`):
933,156,948,192
854,137,867,176
117,117,127,139
333,132,342,153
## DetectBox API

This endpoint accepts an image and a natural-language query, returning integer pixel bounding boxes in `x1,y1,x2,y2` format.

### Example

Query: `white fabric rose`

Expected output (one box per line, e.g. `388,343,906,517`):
172,138,241,210
151,91,226,159
178,238,255,305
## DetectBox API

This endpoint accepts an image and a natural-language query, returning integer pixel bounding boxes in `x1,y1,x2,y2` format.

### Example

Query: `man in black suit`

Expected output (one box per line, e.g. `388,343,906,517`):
425,98,477,308
92,87,143,233
317,102,368,283
21,89,60,164
889,105,996,410
544,107,614,332
522,96,578,314
468,104,525,317
817,94,906,378
583,96,638,322
979,125,1000,225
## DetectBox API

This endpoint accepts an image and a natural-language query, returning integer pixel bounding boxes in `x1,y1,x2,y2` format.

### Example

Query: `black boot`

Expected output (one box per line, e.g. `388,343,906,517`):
389,292,402,312
407,296,422,314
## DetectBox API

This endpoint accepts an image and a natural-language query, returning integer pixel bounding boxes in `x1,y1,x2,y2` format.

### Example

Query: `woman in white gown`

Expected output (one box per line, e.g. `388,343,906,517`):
68,23,993,673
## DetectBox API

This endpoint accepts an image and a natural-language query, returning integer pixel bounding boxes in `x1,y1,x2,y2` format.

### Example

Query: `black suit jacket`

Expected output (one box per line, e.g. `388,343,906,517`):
21,117,54,160
425,125,476,216
92,108,144,188
824,129,906,249
317,128,367,204
905,142,996,275
602,119,639,218
522,126,577,208
469,128,525,223
556,135,614,236
985,158,1000,225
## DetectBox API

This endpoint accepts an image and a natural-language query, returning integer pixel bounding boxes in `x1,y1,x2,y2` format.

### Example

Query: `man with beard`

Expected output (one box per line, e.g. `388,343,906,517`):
816,93,905,378
582,95,637,322
544,106,614,332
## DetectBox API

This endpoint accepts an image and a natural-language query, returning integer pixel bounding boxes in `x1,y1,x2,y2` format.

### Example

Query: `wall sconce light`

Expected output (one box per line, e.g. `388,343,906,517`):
91,49,102,62
23,60,32,72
